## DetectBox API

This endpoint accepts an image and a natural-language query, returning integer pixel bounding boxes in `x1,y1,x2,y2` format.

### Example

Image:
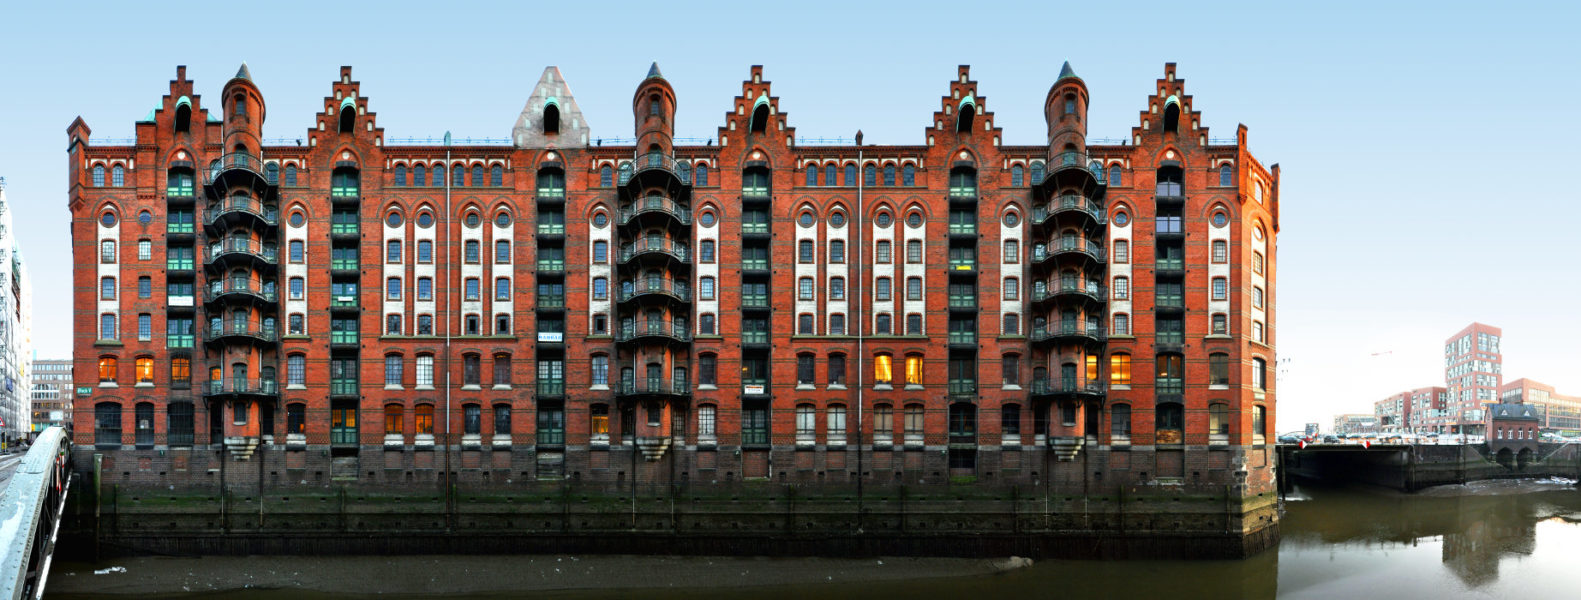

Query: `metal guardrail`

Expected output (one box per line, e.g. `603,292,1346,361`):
0,426,72,600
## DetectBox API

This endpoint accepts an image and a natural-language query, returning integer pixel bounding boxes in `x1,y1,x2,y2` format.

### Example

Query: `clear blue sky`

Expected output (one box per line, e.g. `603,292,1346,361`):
3,1,1578,431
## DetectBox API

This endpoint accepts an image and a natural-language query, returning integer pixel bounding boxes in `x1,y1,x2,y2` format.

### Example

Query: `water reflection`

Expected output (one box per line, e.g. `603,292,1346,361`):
43,480,1581,600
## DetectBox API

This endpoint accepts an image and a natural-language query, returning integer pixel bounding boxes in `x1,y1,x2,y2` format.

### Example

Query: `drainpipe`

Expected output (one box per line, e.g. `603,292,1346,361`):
443,132,453,525
854,133,864,526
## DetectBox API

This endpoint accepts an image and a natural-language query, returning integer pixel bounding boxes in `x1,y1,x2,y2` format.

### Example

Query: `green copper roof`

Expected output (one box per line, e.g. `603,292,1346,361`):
139,109,156,123
958,92,976,111
1057,61,1078,81
235,62,252,81
646,62,663,79
339,96,356,111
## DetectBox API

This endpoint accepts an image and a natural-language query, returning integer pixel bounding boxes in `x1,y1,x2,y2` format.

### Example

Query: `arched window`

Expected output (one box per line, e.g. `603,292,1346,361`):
544,103,560,133
806,165,818,187
284,164,298,186
452,163,465,187
490,164,503,186
110,164,125,186
694,163,708,186
903,164,916,186
1209,403,1229,439
1108,164,1121,186
1219,163,1234,187
825,164,838,186
93,165,105,186
845,164,856,185
957,103,975,132
135,357,154,383
599,165,612,187
385,404,404,436
1113,313,1130,336
471,164,484,187
1156,166,1183,197
1156,403,1184,442
415,404,435,435
1064,94,1077,116
1029,162,1044,185
413,164,426,186
864,164,877,186
433,164,445,187
266,162,279,184
174,102,191,132
393,165,407,186
1011,165,1024,187
1163,101,1180,133
884,164,896,186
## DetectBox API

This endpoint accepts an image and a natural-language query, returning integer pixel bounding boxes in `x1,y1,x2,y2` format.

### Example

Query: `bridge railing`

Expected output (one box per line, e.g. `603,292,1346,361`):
0,427,72,600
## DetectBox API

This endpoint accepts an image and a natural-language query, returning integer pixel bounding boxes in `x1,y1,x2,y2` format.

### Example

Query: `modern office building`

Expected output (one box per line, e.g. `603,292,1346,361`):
1499,378,1580,435
69,62,1278,494
1445,322,1501,436
31,358,72,435
1333,414,1377,436
0,178,32,446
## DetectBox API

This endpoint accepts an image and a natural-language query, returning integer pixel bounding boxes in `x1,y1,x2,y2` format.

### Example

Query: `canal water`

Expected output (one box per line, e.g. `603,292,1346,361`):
46,478,1581,599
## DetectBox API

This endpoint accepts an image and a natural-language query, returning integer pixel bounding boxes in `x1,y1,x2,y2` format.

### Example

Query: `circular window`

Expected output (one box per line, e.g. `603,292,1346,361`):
1113,211,1129,227
138,210,152,225
465,213,480,228
100,212,116,227
798,212,814,228
830,213,846,228
593,213,608,227
699,212,716,227
1003,212,1020,227
495,213,511,228
417,212,434,228
907,212,922,228
876,212,892,228
1212,212,1228,228
289,212,305,227
1253,227,1265,241
386,212,403,228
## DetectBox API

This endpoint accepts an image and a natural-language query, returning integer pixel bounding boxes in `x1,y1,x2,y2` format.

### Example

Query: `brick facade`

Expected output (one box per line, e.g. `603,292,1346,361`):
69,62,1278,497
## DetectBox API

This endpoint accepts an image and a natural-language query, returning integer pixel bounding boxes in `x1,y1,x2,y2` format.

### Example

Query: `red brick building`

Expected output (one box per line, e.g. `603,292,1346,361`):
1445,322,1502,436
69,62,1278,493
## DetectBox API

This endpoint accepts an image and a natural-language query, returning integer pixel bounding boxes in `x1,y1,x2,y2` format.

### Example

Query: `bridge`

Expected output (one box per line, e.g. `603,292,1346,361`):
1278,441,1580,493
0,427,72,600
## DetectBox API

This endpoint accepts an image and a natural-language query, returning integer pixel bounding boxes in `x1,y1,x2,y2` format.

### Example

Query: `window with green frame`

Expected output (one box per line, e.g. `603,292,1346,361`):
330,169,359,197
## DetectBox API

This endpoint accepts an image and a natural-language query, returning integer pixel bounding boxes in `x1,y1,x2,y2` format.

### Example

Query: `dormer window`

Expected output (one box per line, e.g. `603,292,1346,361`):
1163,101,1180,133
750,102,769,133
338,103,355,133
956,103,975,132
544,103,560,134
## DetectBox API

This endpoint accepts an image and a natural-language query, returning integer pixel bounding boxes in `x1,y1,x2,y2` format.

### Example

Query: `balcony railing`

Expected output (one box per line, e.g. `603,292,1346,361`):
948,259,976,271
741,258,769,271
948,186,977,200
167,222,195,234
537,295,566,309
617,320,692,343
742,186,770,200
947,294,977,308
1033,283,1107,303
205,378,279,396
330,221,359,236
202,152,267,185
741,331,769,344
1156,379,1185,395
1033,244,1107,263
618,152,690,185
330,259,359,271
742,428,769,445
619,239,690,263
205,239,278,263
618,378,690,396
1156,294,1184,309
619,280,691,302
1036,195,1105,224
948,223,976,235
206,198,278,225
620,196,691,226
204,324,278,343
167,334,195,348
536,259,566,273
536,187,566,200
1029,324,1107,343
330,330,359,345
166,256,195,271
1156,258,1184,271
948,380,977,396
329,380,358,395
1029,379,1108,396
1046,151,1107,183
536,223,565,235
741,222,770,235
536,381,565,397
204,280,277,302
330,294,358,308
947,331,976,345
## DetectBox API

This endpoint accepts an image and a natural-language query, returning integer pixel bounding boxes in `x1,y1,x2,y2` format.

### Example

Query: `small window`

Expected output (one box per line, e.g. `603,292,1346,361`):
1110,353,1132,385
593,241,608,263
799,277,814,300
1003,240,1019,264
906,277,922,300
1219,164,1234,187
1002,313,1019,335
1011,165,1024,187
906,240,922,263
876,241,891,263
1212,240,1227,263
1212,277,1227,301
700,276,715,300
1003,277,1018,300
700,240,715,263
1114,240,1129,264
1113,313,1130,336
592,277,608,300
798,314,814,334
1113,277,1129,300
876,277,891,301
1253,251,1265,275
799,240,814,263
1108,165,1121,186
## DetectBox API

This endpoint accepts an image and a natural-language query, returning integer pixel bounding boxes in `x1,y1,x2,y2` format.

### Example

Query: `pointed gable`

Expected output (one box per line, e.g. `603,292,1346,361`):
717,66,794,149
514,67,592,148
927,65,1001,147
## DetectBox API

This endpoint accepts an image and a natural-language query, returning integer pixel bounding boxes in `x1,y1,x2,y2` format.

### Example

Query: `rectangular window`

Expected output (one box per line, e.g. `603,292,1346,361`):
418,240,433,263
417,355,434,386
138,240,151,261
100,314,117,340
1002,355,1019,386
1212,278,1227,301
797,355,815,384
1003,278,1018,301
699,240,714,263
828,355,846,385
387,277,401,300
829,277,845,300
496,278,510,301
1114,240,1129,264
699,355,716,386
1114,277,1129,300
418,278,433,301
1003,240,1019,264
1212,240,1227,263
876,278,891,301
829,313,845,335
1253,251,1264,275
465,278,480,301
698,405,716,439
494,354,511,386
799,277,814,300
876,241,891,263
1253,286,1265,309
906,277,922,300
1209,353,1229,386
